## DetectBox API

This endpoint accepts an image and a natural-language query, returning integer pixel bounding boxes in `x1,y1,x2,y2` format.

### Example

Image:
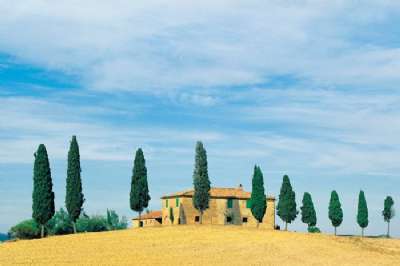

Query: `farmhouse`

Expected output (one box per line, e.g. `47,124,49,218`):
132,185,275,229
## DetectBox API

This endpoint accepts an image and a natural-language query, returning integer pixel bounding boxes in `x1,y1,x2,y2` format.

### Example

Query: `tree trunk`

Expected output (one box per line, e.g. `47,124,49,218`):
72,221,77,234
334,226,337,236
361,228,364,237
41,224,45,238
200,211,203,224
285,222,288,231
387,221,390,238
139,211,142,227
256,221,259,228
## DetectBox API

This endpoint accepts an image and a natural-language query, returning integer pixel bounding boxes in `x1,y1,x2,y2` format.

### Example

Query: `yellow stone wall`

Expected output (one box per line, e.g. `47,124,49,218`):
161,197,275,229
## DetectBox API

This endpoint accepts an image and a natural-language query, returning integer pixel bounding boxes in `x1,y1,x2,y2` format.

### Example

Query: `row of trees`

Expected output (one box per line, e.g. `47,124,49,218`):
32,138,395,237
276,176,395,237
32,136,84,237
165,141,395,237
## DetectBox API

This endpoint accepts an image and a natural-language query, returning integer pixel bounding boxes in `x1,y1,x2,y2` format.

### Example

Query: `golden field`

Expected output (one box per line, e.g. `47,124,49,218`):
1,225,400,265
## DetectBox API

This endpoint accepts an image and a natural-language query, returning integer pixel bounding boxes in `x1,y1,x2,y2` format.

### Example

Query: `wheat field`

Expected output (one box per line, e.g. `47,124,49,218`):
1,225,400,265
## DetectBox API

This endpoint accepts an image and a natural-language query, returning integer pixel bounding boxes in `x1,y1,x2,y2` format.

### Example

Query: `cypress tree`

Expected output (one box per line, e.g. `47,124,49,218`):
32,144,55,238
250,165,266,228
357,190,368,237
382,196,394,238
277,175,297,231
65,136,84,233
300,192,317,228
192,141,211,224
328,190,343,236
130,148,151,224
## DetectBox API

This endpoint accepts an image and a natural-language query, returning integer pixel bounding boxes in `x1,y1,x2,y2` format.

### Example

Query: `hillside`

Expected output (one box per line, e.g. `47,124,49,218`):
1,225,399,265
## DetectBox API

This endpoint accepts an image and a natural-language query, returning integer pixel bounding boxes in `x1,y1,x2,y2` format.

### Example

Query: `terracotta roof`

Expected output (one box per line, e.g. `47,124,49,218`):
132,210,162,220
161,187,275,200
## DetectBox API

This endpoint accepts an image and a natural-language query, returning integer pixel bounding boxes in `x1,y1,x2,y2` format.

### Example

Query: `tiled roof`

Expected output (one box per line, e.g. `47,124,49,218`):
161,187,275,200
132,210,162,220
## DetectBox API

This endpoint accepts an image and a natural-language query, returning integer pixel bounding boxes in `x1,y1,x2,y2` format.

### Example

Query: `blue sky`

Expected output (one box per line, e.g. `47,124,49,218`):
1,1,400,236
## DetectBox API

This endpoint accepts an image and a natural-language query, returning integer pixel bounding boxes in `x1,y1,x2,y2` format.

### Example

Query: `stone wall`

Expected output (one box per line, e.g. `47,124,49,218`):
132,218,162,228
161,197,275,229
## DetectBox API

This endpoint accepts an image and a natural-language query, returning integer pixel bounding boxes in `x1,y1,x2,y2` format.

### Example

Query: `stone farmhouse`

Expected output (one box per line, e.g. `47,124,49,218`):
132,185,275,229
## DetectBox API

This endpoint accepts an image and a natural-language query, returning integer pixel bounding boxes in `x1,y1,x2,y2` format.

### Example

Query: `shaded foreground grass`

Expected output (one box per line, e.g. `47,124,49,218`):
1,225,400,265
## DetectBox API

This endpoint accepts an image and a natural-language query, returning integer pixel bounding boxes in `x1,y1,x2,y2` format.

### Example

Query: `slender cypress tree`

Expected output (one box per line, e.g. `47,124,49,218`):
357,190,369,237
301,192,317,228
382,196,394,238
65,136,84,233
250,165,266,228
192,141,211,224
130,148,151,224
32,144,55,238
328,190,343,236
277,175,297,231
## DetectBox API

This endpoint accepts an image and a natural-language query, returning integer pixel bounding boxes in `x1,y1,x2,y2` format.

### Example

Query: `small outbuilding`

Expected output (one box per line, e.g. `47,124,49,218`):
132,210,162,228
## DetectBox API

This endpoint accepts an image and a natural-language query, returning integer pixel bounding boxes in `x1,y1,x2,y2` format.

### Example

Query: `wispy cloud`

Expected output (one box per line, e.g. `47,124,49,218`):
1,1,400,95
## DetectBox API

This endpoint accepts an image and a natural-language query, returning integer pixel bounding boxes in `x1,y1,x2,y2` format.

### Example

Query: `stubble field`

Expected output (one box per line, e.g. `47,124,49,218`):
1,225,400,265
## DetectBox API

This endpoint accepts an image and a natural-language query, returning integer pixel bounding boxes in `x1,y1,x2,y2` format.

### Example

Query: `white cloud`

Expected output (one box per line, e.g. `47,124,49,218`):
1,1,400,94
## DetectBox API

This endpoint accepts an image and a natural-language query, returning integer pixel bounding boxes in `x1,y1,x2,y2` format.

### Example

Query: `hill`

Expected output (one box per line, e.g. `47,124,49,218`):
0,225,399,265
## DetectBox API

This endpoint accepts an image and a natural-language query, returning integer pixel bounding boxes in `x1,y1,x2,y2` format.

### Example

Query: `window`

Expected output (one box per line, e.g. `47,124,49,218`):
246,199,251,208
226,216,232,223
166,199,168,208
242,217,248,223
195,216,200,222
176,197,179,207
227,198,233,208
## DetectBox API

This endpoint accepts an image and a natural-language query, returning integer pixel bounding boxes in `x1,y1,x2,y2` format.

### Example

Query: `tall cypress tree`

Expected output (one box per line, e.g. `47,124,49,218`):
382,196,394,238
301,192,317,228
32,144,55,238
250,165,266,228
357,190,368,237
328,190,343,236
130,148,151,224
277,175,297,231
192,141,211,224
66,136,84,233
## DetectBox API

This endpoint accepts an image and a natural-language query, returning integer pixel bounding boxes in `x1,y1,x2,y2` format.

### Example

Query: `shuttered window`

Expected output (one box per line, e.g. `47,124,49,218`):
176,197,179,207
246,199,251,208
166,199,168,208
227,198,233,208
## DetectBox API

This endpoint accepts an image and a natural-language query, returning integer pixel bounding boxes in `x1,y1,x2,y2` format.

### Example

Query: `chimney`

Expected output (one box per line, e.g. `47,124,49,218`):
238,184,243,190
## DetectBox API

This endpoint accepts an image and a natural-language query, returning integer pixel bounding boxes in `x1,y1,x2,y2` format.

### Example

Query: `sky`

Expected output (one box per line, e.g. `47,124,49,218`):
1,0,400,236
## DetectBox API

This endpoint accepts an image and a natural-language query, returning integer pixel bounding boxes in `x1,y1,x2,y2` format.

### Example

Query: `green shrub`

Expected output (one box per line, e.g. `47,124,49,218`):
47,208,73,235
9,219,41,239
308,226,321,233
106,209,128,230
0,233,9,242
76,215,108,232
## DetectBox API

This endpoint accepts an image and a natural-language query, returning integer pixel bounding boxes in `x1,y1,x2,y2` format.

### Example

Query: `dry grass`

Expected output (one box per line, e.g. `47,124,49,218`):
1,225,400,265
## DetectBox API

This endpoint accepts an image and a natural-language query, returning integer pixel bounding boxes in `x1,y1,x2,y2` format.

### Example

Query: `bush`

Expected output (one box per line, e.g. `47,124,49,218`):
47,208,73,235
76,215,108,232
9,219,41,239
308,226,321,233
106,209,128,230
0,233,9,242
